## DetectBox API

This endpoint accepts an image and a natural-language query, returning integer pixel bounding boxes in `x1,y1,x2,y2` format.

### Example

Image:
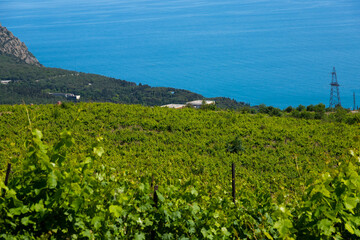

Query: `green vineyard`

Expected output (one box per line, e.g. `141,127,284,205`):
0,103,359,239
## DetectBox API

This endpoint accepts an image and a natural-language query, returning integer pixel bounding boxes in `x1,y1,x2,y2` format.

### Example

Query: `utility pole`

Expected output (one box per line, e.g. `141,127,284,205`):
329,67,341,108
354,92,356,111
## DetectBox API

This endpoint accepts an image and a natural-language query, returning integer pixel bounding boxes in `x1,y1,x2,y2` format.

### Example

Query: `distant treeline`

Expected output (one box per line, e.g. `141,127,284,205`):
238,103,360,125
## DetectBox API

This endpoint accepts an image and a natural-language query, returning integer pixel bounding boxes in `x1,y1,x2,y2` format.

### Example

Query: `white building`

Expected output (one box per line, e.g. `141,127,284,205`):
161,104,186,109
49,93,80,101
186,100,215,108
0,80,12,84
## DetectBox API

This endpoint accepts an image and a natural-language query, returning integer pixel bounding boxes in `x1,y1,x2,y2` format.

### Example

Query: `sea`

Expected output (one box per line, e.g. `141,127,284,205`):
1,0,360,109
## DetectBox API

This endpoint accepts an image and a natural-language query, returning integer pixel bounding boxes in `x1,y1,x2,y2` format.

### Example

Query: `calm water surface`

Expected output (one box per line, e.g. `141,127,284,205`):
1,0,360,108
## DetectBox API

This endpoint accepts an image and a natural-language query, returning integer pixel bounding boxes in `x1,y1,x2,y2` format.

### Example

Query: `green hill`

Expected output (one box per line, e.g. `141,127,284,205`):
0,53,247,108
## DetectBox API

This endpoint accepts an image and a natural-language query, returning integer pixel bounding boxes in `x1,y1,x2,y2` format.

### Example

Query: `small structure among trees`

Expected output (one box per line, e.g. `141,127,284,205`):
49,93,80,101
161,100,216,109
186,100,215,109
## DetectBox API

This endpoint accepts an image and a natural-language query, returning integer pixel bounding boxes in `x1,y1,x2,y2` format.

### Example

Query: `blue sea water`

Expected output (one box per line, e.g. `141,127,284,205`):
1,0,360,108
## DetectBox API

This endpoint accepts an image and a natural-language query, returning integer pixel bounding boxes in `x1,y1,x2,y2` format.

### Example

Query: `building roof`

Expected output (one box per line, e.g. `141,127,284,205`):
161,104,186,109
0,80,12,84
186,100,215,106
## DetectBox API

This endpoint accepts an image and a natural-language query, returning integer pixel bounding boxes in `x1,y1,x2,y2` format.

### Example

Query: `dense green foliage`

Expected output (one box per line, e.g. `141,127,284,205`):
0,53,247,109
0,103,359,239
254,103,360,125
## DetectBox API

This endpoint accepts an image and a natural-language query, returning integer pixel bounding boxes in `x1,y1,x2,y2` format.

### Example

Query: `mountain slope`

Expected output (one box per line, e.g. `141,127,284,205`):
0,24,41,66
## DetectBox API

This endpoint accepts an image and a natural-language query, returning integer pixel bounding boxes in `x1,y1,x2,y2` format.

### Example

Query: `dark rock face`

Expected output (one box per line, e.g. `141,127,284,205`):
0,23,41,66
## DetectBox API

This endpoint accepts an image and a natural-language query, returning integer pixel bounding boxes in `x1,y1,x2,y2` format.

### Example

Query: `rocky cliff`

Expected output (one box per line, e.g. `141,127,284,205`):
0,23,41,66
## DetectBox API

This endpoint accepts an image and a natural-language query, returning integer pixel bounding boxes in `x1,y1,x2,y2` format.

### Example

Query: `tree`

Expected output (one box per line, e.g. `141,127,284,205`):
226,136,244,154
296,105,306,112
314,103,325,113
284,106,293,113
306,104,315,112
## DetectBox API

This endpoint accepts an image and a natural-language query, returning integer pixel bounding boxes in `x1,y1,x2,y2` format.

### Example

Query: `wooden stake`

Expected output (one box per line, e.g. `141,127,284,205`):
153,185,159,208
151,185,159,240
232,163,235,203
2,163,11,197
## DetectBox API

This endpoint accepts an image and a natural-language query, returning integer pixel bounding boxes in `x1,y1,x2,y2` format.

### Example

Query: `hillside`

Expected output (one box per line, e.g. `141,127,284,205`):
0,53,206,105
1,103,356,190
0,103,359,238
0,24,41,66
0,25,247,108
